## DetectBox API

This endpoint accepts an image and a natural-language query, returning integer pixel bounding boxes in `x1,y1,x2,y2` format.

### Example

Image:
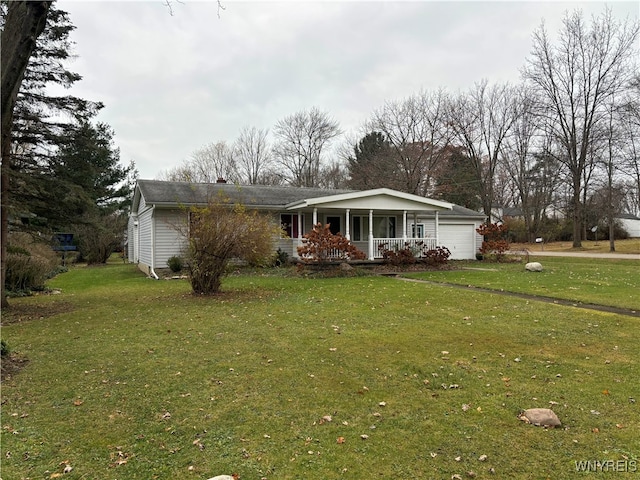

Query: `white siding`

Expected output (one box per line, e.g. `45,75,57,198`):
127,216,136,262
439,224,477,260
619,218,640,237
138,209,153,269
154,209,188,268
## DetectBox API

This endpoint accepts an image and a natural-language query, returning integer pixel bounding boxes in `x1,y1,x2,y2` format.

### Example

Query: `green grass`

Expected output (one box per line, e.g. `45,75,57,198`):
1,261,639,479
404,256,640,311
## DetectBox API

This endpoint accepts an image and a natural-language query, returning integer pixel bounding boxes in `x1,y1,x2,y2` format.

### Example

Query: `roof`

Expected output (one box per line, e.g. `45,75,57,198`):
132,180,485,218
134,180,352,210
286,188,454,212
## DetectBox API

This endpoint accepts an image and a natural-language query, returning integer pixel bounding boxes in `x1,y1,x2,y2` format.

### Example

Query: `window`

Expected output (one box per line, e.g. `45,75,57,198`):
352,215,396,239
411,223,425,238
280,214,303,238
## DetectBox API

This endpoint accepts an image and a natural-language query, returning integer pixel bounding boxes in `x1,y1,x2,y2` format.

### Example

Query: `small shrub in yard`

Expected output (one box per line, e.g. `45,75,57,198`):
1,339,9,357
423,246,451,265
274,248,289,267
477,222,510,261
167,255,183,272
5,233,60,294
378,243,417,266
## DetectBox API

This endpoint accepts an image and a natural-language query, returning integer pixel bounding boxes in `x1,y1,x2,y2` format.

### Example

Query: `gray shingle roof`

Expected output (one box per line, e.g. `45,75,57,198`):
135,179,485,218
137,180,353,208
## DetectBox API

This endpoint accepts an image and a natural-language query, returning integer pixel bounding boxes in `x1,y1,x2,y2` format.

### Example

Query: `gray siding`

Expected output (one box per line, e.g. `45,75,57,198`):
138,209,153,269
154,209,187,268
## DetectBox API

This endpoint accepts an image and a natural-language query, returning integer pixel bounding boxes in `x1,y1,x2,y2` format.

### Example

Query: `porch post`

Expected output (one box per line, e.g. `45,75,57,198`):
297,213,303,239
402,210,407,240
345,209,350,240
368,209,374,260
435,211,440,245
313,208,318,226
413,213,418,237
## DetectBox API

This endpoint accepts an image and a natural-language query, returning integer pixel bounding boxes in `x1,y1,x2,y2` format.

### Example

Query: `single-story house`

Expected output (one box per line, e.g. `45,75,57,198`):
127,179,486,277
617,213,640,237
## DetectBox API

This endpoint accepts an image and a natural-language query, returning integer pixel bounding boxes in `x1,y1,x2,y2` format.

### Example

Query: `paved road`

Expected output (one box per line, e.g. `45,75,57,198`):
518,250,640,260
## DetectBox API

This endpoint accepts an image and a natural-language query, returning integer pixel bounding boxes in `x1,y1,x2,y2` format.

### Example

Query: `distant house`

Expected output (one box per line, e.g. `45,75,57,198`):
617,213,640,238
127,180,485,277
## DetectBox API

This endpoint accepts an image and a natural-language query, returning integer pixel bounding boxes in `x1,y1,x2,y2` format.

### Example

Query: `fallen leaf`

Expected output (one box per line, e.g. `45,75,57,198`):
378,401,386,407
592,428,600,433
73,399,83,406
478,454,488,461
337,436,345,444
602,389,610,395
360,434,369,440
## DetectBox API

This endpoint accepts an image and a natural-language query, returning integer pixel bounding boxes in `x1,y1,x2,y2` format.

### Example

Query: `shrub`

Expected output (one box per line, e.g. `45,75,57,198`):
274,248,289,267
167,255,183,272
378,243,417,266
297,223,366,263
423,246,451,265
1,339,9,357
477,222,510,261
184,200,281,295
5,233,59,294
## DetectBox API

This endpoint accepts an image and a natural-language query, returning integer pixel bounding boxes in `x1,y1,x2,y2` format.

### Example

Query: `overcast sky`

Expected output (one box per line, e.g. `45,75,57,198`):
54,0,638,180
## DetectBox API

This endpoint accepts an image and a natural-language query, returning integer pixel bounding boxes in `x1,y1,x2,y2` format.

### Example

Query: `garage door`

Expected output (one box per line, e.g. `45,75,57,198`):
439,224,475,260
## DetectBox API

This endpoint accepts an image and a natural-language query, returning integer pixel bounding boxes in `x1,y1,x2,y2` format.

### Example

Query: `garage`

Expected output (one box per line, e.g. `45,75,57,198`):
439,224,477,260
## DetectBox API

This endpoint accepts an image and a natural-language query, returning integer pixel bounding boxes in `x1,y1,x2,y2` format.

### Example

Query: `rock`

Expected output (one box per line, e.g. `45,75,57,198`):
339,262,353,272
519,408,561,427
525,262,543,272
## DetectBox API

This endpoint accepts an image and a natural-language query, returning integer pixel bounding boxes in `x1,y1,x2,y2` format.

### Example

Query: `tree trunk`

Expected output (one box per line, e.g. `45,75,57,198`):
1,1,52,308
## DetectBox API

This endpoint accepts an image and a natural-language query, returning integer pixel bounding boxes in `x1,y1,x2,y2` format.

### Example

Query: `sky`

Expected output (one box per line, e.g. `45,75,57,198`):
53,0,639,180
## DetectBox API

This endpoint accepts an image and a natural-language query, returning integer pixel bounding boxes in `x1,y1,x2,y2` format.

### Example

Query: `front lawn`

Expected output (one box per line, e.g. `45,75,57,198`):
1,261,638,479
404,256,640,311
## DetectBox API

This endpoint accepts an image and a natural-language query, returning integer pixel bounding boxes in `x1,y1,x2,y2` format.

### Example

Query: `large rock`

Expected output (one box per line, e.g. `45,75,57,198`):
519,408,561,427
525,262,543,272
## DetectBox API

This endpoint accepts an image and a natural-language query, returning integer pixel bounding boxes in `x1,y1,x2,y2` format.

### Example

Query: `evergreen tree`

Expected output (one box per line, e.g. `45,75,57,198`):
346,132,399,190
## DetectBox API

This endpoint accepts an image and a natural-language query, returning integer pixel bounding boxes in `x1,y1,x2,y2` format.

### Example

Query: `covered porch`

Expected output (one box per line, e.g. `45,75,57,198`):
282,188,454,260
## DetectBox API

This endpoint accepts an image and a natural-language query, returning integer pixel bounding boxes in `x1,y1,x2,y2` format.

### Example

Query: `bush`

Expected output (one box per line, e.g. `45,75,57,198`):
274,248,289,267
423,246,451,265
185,201,281,295
1,339,9,357
5,233,60,294
167,255,183,272
477,222,510,261
378,243,417,266
297,223,366,263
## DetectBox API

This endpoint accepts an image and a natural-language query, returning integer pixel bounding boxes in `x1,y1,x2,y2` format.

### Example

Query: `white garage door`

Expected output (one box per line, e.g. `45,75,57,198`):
439,224,475,260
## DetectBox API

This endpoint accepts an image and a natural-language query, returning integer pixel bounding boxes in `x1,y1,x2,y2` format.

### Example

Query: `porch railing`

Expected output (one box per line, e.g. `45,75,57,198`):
287,237,439,260
373,238,438,258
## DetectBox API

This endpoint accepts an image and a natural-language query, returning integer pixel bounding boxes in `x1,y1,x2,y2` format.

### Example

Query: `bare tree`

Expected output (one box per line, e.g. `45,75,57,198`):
523,8,639,247
233,126,273,184
367,89,450,196
1,1,52,308
447,80,520,220
501,86,562,240
159,141,238,183
273,107,341,187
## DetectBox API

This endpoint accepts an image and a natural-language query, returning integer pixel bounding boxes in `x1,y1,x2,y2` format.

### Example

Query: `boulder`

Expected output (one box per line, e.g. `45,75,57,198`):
518,408,561,427
525,262,543,272
339,262,354,272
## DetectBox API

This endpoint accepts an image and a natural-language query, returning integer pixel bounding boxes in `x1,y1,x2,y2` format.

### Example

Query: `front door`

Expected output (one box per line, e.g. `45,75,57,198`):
326,215,341,235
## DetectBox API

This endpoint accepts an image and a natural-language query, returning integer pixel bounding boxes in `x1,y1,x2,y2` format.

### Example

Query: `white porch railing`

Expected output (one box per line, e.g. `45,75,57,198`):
373,238,438,258
287,237,439,260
